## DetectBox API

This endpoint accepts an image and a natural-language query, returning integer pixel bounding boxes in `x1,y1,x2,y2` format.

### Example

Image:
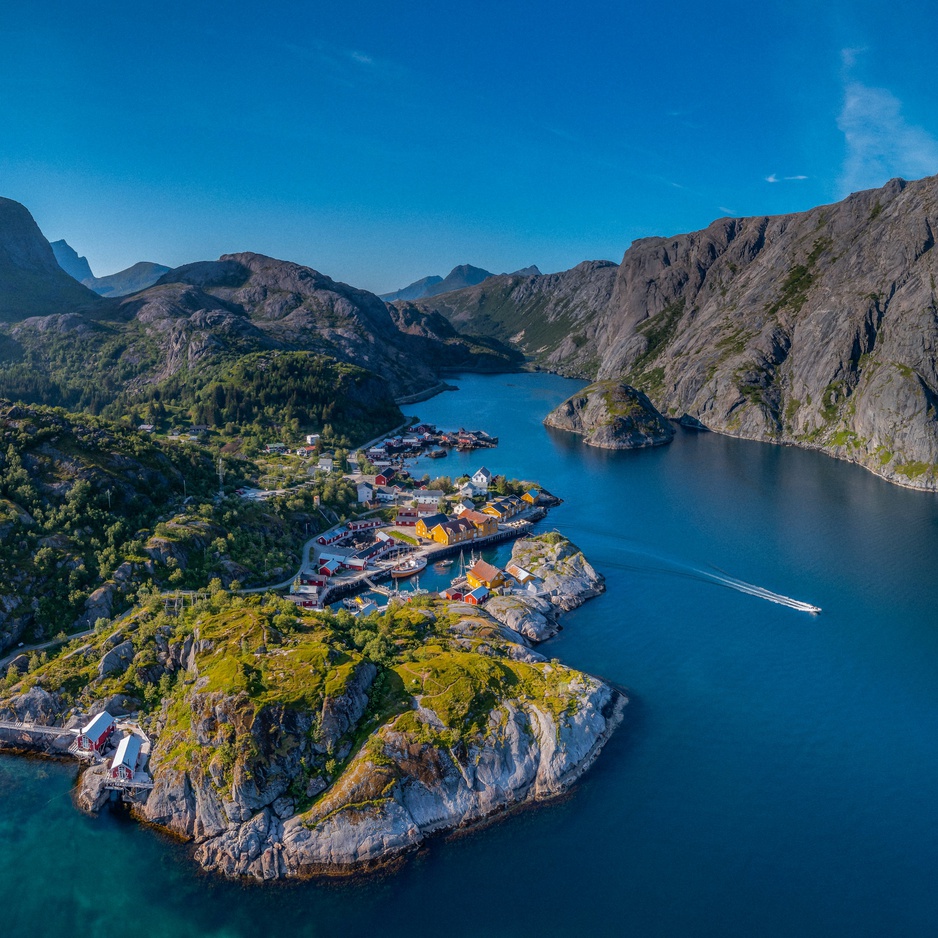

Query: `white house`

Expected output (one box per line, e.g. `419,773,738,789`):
458,480,487,498
317,456,334,473
471,467,493,489
306,433,321,445
357,482,374,504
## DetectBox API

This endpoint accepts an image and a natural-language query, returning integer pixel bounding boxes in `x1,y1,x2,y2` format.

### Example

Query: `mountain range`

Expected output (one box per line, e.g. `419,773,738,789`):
404,175,938,490
379,263,541,302
3,176,938,489
51,238,170,297
0,199,520,434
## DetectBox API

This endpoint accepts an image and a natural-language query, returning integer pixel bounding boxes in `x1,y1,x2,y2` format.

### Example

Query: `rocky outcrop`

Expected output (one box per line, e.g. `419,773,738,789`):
509,533,606,612
418,175,938,489
194,668,625,879
545,380,675,449
484,593,558,642
97,639,135,677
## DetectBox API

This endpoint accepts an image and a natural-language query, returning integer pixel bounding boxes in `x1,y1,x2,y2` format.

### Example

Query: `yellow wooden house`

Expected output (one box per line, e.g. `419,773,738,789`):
466,560,506,590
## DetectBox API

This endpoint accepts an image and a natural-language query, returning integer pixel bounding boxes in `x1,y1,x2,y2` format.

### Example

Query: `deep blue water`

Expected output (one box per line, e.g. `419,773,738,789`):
4,371,938,937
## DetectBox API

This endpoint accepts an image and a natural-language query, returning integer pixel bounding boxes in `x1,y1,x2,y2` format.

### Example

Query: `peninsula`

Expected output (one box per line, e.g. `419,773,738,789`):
0,532,623,880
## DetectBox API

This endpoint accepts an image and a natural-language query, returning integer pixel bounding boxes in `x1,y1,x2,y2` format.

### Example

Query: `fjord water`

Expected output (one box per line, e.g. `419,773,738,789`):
5,372,938,937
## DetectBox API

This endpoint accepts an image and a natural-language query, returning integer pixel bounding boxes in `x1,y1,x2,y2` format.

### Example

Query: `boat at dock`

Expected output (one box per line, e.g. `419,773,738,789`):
391,555,428,578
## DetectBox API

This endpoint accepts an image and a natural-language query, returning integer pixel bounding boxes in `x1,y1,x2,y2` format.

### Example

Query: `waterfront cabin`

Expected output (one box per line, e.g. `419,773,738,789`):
465,585,490,606
460,510,498,537
466,560,506,590
415,513,449,539
110,734,142,781
429,517,476,546
471,467,493,489
521,488,540,505
482,500,510,520
78,711,115,752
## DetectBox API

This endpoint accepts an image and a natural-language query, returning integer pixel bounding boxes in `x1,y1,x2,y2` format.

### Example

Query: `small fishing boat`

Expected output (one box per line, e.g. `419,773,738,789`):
434,558,454,570
391,555,428,578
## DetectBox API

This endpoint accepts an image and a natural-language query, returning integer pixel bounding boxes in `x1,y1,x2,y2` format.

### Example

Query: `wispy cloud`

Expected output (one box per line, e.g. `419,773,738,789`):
837,81,938,195
765,173,779,183
785,175,808,180
766,173,807,184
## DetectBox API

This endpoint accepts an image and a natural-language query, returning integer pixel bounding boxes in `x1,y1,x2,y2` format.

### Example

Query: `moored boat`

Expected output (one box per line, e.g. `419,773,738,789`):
391,555,428,578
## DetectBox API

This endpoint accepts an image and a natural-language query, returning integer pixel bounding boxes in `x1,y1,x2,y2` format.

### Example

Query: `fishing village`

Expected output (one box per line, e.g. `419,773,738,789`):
0,418,584,817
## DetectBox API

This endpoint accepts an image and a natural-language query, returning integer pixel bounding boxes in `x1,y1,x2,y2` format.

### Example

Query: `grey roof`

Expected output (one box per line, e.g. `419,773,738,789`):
81,710,114,740
112,733,142,771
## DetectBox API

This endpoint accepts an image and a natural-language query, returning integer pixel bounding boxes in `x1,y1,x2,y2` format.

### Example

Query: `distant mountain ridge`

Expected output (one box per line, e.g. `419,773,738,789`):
50,239,94,281
380,262,541,302
51,238,170,296
83,261,171,297
0,199,521,430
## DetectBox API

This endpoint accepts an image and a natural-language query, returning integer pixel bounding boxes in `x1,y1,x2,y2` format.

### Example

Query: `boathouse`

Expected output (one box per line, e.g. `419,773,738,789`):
460,509,498,537
430,517,476,545
465,585,490,606
466,560,506,590
78,711,115,752
110,733,142,781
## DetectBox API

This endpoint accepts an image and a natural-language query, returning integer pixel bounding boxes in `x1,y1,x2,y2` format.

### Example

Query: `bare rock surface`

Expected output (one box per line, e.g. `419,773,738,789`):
545,380,674,449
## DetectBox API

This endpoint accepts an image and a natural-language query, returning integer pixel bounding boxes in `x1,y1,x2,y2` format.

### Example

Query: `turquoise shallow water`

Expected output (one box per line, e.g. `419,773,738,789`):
4,371,938,937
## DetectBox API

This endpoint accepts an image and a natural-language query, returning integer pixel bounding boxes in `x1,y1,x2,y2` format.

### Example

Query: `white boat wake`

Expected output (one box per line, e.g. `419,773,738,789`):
561,528,822,615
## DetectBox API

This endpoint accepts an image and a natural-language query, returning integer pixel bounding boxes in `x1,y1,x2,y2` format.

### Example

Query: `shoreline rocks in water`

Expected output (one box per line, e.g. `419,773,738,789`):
544,380,674,449
0,534,624,881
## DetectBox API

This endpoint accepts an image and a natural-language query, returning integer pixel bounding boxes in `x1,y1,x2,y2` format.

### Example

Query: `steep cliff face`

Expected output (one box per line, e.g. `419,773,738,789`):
420,175,938,489
545,381,675,450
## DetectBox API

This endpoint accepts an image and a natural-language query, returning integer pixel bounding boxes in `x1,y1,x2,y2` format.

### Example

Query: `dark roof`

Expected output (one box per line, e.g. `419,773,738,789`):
419,512,449,529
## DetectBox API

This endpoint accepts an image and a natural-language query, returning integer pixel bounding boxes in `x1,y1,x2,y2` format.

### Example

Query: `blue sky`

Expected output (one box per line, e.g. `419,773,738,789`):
1,1,937,293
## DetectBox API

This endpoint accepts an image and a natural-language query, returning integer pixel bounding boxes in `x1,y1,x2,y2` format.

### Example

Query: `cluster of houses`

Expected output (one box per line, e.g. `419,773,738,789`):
75,711,146,783
440,557,540,606
364,425,498,465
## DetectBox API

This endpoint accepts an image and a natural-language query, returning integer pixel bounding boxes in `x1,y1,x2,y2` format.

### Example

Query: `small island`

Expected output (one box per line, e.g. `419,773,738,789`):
544,380,675,449
0,532,624,880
